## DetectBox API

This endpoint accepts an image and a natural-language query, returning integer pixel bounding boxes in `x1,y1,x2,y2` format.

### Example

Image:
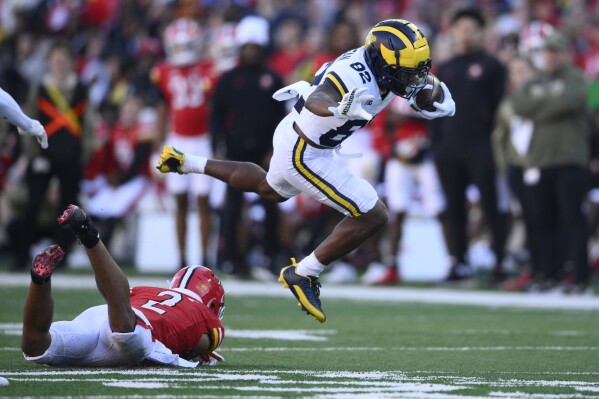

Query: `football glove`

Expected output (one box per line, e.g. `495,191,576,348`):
18,119,48,149
198,351,224,366
272,80,310,101
412,82,456,120
328,87,374,121
156,145,186,174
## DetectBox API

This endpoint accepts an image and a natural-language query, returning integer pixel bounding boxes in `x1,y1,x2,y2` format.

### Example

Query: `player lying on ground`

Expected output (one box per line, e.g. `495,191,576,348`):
157,19,455,323
21,204,225,367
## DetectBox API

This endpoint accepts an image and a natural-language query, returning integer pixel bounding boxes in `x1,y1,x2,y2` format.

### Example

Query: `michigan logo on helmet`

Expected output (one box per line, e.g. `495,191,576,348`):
163,18,202,66
364,19,431,98
169,265,226,319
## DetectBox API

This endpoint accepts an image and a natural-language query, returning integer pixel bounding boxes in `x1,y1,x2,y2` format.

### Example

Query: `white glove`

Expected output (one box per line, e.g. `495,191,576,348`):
416,82,456,120
18,119,48,149
272,80,311,101
328,87,374,121
198,351,225,366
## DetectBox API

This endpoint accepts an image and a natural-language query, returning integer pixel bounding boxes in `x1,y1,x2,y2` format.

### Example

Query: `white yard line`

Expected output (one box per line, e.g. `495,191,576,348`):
2,369,599,399
1,345,570,353
1,272,599,310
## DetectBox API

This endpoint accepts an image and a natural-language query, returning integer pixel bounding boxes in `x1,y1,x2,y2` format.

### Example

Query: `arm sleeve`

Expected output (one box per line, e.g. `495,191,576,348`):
0,87,34,130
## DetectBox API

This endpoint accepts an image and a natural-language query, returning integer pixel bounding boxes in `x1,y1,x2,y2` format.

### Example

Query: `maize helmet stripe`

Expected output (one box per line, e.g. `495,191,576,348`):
364,18,431,98
372,26,430,69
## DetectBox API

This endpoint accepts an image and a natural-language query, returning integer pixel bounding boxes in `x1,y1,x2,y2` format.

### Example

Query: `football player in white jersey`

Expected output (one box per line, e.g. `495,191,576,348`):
157,19,455,323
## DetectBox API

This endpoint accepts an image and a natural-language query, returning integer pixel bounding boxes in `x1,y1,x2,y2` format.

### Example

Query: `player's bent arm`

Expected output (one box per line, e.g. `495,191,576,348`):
187,334,225,365
304,83,343,117
0,87,48,148
0,87,34,130
306,83,374,121
187,333,211,360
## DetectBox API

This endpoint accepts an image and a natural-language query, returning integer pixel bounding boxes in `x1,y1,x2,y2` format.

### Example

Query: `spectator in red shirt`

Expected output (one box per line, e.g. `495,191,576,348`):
86,94,156,247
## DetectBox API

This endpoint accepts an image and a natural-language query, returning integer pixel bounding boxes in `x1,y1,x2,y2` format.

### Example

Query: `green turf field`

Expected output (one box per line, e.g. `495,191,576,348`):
1,282,598,398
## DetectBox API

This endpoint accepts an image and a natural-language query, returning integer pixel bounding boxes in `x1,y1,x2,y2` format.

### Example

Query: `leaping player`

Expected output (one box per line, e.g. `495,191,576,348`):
157,19,455,323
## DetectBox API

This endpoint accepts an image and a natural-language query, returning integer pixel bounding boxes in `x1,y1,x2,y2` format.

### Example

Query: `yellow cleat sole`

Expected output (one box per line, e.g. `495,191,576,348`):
279,264,326,323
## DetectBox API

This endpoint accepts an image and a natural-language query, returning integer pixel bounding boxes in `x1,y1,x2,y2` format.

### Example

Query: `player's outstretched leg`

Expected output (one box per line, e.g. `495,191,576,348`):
278,258,326,322
58,204,136,333
156,146,287,202
22,245,65,357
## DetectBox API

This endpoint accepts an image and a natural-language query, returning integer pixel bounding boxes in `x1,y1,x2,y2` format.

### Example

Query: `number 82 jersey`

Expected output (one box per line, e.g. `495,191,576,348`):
293,47,394,148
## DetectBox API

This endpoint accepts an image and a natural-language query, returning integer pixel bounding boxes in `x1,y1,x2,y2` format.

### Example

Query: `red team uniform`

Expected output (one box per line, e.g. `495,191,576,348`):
24,265,226,368
152,17,217,268
151,61,215,138
130,286,224,357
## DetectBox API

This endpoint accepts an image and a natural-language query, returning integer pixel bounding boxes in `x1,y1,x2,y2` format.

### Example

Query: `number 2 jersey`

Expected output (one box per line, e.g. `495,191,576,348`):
151,61,215,137
129,286,224,358
293,47,395,148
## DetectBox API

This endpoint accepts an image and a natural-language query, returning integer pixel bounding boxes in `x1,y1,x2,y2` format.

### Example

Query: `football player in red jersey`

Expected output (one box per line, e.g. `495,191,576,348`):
151,18,216,268
21,204,225,368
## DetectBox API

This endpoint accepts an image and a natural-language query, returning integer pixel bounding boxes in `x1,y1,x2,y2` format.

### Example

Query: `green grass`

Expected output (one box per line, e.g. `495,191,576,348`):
1,285,598,398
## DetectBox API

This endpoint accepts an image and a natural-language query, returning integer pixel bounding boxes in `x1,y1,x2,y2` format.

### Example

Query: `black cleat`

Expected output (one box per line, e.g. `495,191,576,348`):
57,204,99,248
278,258,326,323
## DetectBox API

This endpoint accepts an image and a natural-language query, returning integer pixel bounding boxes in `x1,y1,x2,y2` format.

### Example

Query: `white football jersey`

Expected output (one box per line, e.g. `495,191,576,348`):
292,47,394,148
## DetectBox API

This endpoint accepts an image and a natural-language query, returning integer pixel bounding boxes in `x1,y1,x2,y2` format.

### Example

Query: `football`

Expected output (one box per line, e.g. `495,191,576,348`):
411,73,444,112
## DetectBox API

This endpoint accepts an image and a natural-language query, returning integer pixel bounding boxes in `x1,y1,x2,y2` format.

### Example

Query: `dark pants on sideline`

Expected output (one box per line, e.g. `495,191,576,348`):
20,158,81,268
507,165,540,276
526,165,589,284
435,157,507,268
219,151,280,277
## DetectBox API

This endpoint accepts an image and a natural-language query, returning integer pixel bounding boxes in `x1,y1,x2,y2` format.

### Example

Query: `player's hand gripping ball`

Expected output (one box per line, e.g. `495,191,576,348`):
409,74,444,112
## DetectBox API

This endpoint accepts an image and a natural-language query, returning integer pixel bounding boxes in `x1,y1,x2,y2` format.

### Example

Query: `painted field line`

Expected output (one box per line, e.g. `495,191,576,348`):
2,272,599,310
226,329,336,341
0,347,20,351
221,346,599,352
1,396,275,399
4,341,594,353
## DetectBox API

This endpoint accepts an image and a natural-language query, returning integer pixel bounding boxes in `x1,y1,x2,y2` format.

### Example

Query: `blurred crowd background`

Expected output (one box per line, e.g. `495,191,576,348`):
1,0,599,294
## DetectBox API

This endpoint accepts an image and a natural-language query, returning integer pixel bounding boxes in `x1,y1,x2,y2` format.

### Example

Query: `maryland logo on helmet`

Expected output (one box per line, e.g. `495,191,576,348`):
364,19,431,98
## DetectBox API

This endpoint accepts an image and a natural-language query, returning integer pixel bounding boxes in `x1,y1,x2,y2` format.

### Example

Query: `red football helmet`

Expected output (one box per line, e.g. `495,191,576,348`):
169,265,225,319
163,18,202,66
519,21,554,69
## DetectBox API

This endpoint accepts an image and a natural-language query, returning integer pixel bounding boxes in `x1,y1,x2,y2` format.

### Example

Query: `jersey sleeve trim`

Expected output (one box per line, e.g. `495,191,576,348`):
324,72,348,97
208,327,224,352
